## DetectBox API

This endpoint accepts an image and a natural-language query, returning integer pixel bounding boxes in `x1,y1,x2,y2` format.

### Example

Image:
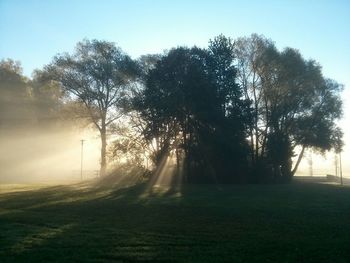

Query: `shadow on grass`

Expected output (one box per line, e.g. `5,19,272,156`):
1,176,350,262
0,177,196,262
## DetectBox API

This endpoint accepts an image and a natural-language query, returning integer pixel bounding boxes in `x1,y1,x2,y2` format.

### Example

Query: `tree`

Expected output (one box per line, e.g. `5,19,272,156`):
135,38,249,183
0,59,33,127
0,59,67,129
234,34,343,181
234,35,276,169
205,35,251,182
43,40,139,176
31,70,65,124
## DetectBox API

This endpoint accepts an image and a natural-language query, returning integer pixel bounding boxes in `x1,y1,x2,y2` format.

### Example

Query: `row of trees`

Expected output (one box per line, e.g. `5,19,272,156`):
233,35,343,181
1,34,343,183
135,39,250,182
0,59,64,127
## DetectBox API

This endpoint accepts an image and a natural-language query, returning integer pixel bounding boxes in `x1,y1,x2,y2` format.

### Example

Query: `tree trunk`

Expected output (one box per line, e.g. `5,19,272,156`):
291,145,306,176
100,126,107,177
260,125,268,158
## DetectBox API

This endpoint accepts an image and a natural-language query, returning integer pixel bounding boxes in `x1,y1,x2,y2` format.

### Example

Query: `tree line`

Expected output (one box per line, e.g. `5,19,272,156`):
0,34,343,183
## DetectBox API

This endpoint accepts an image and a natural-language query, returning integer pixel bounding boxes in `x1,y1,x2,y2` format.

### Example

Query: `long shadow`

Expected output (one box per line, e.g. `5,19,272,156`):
0,177,193,262
2,175,350,262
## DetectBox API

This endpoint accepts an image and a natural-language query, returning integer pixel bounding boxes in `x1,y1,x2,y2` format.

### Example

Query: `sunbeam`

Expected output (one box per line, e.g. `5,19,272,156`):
145,150,184,194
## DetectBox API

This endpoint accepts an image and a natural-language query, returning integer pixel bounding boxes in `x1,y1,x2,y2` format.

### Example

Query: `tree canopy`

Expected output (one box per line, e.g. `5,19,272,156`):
3,34,343,183
135,37,250,183
0,59,65,128
42,39,139,176
234,34,343,181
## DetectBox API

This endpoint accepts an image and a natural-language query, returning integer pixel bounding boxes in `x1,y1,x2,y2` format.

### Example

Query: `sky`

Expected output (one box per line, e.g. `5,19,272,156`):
1,0,350,176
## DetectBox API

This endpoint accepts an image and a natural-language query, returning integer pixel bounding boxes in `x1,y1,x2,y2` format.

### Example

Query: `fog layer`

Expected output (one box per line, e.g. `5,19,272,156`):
0,126,99,183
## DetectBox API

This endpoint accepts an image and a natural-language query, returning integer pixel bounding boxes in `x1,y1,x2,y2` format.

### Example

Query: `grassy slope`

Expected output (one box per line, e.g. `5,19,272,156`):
0,179,350,262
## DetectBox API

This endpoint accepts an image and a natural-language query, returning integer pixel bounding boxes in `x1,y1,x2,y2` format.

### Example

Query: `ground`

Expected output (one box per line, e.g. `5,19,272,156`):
0,176,350,262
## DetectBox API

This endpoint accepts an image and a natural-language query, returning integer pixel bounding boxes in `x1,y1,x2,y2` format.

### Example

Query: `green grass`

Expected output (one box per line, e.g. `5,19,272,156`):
0,178,350,262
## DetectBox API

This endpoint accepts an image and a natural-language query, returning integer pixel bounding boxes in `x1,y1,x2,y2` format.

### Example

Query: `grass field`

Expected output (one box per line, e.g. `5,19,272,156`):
0,177,350,262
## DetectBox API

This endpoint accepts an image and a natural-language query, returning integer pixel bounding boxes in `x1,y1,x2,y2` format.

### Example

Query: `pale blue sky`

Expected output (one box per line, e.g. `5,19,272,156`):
1,0,349,81
1,0,350,174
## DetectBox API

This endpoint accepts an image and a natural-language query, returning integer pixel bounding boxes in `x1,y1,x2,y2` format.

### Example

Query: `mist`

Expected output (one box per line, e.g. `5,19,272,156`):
0,125,100,184
296,150,350,178
0,59,101,184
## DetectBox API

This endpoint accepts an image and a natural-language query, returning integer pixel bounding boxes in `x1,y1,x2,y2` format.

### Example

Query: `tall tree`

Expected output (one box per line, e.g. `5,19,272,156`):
206,35,250,182
135,40,248,182
43,40,139,176
234,34,343,181
31,70,65,124
234,34,276,168
0,59,33,127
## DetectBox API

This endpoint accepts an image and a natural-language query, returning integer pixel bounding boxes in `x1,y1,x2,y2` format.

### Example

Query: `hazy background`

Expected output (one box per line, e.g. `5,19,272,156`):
0,125,100,183
1,0,349,181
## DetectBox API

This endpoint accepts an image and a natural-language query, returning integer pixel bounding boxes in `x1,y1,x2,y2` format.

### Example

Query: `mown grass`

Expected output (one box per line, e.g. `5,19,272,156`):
0,178,349,262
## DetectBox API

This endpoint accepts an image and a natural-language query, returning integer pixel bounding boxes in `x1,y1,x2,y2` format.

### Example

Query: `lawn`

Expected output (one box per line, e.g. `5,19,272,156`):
0,177,349,262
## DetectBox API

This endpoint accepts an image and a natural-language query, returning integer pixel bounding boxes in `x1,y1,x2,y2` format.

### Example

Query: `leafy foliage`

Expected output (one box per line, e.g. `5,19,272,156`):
42,40,139,176
2,34,344,183
234,34,343,181
0,59,65,128
135,38,250,183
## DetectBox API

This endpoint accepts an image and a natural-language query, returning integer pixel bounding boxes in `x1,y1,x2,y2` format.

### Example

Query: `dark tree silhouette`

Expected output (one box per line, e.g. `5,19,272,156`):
0,59,32,127
43,40,139,176
31,70,65,123
234,34,343,181
135,37,249,182
0,59,63,127
4,34,341,184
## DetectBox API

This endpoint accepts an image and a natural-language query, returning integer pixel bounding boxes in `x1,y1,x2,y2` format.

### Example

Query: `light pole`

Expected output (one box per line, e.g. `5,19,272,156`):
308,150,313,177
334,153,338,177
80,139,85,180
339,151,343,186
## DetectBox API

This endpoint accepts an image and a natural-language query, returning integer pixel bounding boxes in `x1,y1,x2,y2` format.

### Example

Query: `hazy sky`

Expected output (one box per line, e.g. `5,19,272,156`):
1,0,350,175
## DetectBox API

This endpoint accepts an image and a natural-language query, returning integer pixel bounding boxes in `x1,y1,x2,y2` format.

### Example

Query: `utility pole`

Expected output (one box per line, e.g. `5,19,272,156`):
308,150,313,177
339,151,343,186
80,139,85,181
334,153,338,177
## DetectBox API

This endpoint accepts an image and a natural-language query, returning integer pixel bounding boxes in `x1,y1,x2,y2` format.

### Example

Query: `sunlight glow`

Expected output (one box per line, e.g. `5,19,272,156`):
0,127,100,183
144,150,184,194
